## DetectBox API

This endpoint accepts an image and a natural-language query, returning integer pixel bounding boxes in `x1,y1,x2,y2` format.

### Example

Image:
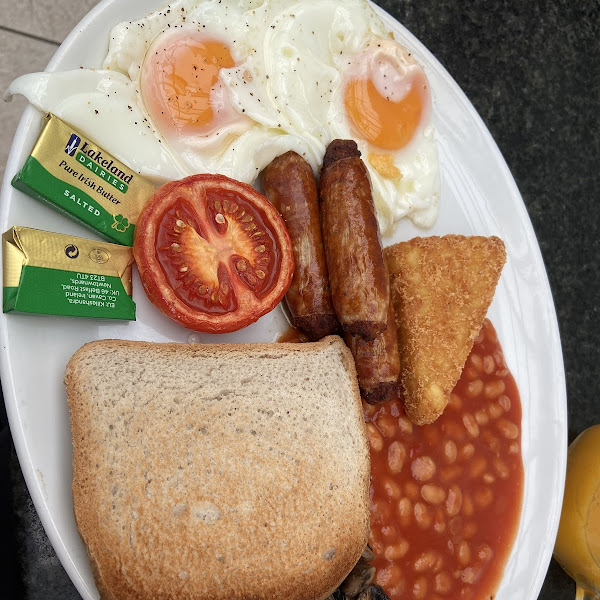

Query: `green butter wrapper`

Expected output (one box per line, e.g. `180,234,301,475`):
11,114,155,246
3,226,136,320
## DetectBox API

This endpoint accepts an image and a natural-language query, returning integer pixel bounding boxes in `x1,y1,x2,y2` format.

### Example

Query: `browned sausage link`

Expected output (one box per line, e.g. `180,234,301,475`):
345,295,401,404
319,139,389,341
262,151,340,341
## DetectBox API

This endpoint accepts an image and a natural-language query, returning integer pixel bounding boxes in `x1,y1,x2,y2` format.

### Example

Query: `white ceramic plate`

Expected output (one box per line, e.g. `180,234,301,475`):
0,1,567,599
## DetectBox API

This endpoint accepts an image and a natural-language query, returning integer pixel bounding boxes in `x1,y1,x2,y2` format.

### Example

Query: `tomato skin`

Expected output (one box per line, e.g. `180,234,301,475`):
134,174,294,333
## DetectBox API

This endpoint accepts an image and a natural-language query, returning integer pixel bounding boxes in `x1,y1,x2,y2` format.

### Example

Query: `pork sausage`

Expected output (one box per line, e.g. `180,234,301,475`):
346,294,401,404
319,139,389,341
262,151,340,341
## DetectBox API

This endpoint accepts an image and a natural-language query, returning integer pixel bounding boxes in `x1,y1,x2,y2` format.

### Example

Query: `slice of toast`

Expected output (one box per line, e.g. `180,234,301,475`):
65,335,369,600
384,235,506,425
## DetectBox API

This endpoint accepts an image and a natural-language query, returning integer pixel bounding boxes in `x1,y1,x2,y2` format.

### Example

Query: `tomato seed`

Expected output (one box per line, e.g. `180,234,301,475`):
179,266,188,272
198,285,208,295
256,270,266,279
171,243,181,252
256,245,266,253
241,214,253,223
237,260,247,272
215,213,225,224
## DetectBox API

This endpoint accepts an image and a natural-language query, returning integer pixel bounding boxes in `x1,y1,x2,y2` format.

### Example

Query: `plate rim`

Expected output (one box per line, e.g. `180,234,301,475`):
0,1,568,599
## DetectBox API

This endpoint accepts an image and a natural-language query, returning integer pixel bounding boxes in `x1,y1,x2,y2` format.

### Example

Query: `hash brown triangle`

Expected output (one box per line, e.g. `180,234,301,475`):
384,235,506,425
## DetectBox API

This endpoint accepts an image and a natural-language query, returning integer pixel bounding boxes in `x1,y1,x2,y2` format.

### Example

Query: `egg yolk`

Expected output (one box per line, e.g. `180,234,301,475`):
143,34,235,136
344,71,428,151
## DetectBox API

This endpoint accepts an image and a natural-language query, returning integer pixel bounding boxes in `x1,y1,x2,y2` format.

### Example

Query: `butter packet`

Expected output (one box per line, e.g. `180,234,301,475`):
3,226,135,320
11,114,155,246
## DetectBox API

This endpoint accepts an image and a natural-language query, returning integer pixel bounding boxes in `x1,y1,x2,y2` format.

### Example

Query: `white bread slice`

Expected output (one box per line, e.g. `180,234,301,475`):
65,335,370,600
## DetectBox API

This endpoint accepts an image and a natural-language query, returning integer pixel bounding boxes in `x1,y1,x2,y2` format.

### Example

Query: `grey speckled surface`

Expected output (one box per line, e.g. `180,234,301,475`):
1,0,599,599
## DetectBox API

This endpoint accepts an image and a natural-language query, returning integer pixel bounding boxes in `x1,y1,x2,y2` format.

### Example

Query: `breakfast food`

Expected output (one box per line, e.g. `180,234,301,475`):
365,319,523,600
262,151,339,340
11,114,155,246
65,336,370,600
3,226,135,320
133,173,294,333
345,302,401,405
553,425,600,595
320,140,390,342
384,235,506,425
6,0,440,233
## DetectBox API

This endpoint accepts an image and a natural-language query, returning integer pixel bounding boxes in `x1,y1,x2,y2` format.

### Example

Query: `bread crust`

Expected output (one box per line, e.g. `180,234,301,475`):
65,335,369,600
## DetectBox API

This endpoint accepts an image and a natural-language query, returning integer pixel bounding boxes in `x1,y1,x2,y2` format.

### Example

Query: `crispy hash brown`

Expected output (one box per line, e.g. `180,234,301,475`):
384,235,506,425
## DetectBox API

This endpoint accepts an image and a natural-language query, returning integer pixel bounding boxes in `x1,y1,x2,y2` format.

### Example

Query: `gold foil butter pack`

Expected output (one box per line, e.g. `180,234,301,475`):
11,114,156,246
3,226,135,320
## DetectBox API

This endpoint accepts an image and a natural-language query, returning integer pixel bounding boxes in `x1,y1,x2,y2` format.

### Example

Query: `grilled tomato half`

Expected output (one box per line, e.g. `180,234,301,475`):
134,174,294,333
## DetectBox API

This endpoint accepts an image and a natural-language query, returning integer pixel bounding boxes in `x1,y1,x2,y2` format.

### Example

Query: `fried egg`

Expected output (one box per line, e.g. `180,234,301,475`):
6,0,440,233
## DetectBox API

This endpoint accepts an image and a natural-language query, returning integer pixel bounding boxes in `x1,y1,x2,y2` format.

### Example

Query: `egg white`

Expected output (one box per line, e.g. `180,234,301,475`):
7,0,440,233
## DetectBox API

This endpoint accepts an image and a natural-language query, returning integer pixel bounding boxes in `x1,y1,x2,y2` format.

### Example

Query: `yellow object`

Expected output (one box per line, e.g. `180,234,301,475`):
554,425,600,599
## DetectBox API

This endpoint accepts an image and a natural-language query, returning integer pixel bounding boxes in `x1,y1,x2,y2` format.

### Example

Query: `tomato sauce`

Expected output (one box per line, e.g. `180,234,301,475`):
364,319,524,600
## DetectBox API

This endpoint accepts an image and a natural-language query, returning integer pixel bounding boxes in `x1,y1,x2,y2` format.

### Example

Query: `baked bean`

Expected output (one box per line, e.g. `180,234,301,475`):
493,457,510,479
398,415,413,435
387,441,407,474
366,423,384,452
463,521,477,539
405,481,420,501
414,502,433,529
475,487,493,509
440,465,462,483
383,477,402,499
377,415,397,439
385,539,410,560
412,456,436,481
498,394,512,411
459,443,475,461
414,550,439,572
443,440,457,464
363,402,378,418
371,498,392,524
469,456,487,479
482,319,497,343
456,540,471,566
375,563,402,588
449,516,463,537
364,319,523,600
462,493,475,517
435,571,453,594
397,497,413,521
496,418,519,440
483,354,495,374
484,379,506,400
443,420,466,442
474,409,489,426
463,413,480,438
448,392,463,411
465,379,483,398
381,524,398,539
461,565,482,584
446,485,463,517
434,507,446,534
469,353,483,373
477,543,494,562
488,402,504,419
413,576,428,599
482,430,501,454
463,366,479,381
421,484,447,505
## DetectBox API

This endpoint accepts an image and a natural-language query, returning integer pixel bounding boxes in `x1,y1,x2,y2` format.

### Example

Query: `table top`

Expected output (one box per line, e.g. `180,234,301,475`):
1,0,598,598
